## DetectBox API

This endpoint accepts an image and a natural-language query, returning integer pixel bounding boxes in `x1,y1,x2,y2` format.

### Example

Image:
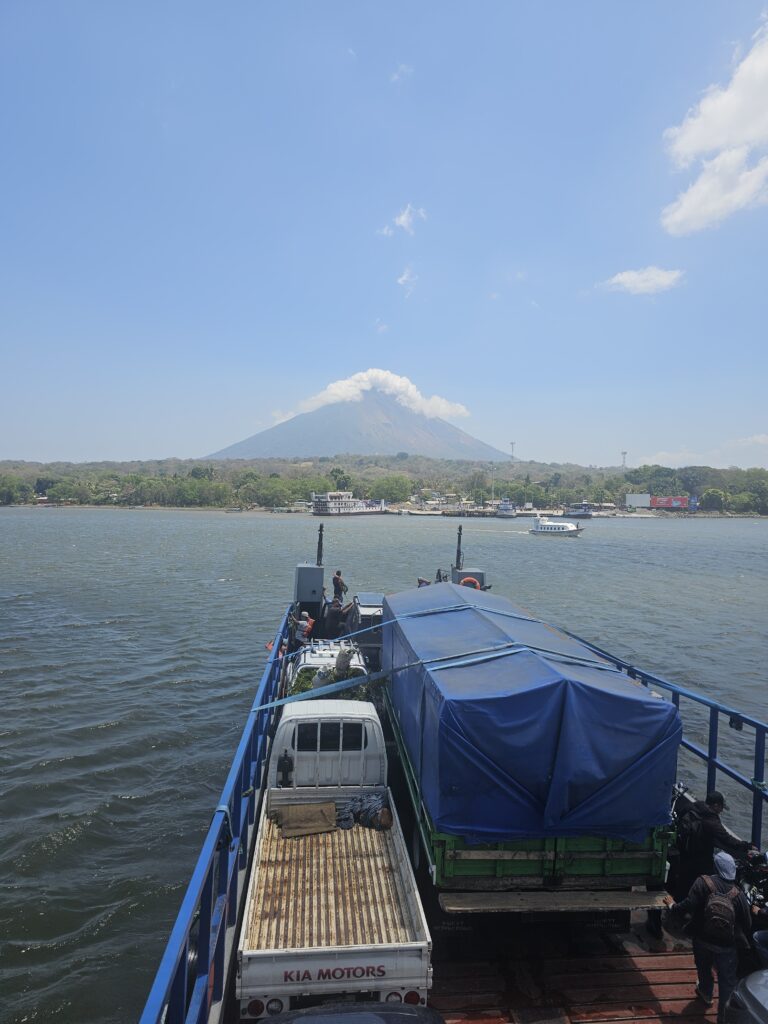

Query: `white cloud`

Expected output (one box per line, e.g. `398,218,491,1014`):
390,64,413,84
662,147,768,235
394,203,427,235
662,23,768,233
397,266,417,296
602,266,684,295
298,369,469,420
735,433,768,446
638,447,703,468
377,202,427,238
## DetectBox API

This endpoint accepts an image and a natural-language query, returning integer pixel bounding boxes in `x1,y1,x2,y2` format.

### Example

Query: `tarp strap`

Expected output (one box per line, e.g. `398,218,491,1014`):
428,641,628,676
280,599,543,667
257,628,633,714
254,637,535,713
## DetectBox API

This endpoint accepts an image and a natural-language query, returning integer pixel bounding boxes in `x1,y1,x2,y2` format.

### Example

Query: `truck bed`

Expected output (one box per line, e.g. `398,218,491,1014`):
242,815,427,951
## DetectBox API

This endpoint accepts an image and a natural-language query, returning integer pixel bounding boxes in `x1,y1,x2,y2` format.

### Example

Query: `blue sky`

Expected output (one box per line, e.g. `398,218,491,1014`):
1,2,767,469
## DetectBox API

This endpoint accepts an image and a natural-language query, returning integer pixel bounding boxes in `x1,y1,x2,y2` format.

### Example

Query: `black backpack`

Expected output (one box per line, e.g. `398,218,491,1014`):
702,875,739,944
677,806,705,854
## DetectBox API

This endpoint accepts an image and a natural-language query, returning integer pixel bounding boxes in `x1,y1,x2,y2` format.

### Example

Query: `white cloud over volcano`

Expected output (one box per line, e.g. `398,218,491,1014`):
297,369,469,420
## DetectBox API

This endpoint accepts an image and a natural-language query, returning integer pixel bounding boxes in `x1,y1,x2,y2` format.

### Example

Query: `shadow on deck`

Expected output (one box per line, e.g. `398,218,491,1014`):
429,918,712,1024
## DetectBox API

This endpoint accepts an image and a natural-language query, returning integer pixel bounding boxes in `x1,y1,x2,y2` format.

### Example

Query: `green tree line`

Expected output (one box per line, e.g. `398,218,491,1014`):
1,459,766,512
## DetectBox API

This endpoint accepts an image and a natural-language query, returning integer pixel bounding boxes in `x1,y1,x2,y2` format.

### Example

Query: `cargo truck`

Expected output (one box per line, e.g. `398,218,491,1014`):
236,698,432,1019
381,582,681,916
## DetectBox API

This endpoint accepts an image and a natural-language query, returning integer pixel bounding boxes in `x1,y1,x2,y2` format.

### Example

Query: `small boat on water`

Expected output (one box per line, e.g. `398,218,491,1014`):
495,498,517,518
530,515,583,536
563,501,594,519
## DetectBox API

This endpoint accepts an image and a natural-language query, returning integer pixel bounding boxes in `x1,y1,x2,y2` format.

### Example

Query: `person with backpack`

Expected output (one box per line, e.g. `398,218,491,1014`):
664,851,752,1023
671,791,753,900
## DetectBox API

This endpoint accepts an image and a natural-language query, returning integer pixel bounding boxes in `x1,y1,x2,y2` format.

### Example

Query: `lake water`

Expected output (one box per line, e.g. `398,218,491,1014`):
1,507,766,1023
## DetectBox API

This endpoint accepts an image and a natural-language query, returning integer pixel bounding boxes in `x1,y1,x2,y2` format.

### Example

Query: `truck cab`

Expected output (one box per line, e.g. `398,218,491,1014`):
267,700,387,813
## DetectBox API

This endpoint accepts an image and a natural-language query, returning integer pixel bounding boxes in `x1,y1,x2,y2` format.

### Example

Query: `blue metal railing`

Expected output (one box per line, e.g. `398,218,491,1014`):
141,604,767,1024
562,629,768,848
140,613,288,1024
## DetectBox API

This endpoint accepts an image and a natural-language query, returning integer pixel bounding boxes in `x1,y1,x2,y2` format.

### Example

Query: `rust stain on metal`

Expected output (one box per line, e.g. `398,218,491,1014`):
245,819,419,949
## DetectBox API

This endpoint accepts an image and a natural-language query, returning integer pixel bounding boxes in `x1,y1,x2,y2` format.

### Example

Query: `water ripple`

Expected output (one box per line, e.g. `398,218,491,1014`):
0,508,766,1024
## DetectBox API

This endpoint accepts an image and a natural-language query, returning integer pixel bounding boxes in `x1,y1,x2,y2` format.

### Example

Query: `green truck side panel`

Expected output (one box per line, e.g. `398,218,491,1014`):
384,689,670,890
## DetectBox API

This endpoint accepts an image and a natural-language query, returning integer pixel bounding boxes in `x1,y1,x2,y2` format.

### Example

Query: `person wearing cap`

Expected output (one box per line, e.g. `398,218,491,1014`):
664,851,751,1023
290,610,314,646
672,791,753,900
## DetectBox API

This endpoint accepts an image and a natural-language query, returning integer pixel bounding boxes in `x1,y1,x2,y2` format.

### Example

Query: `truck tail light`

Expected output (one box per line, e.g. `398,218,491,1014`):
404,991,421,1005
266,999,284,1015
385,992,403,1003
246,1000,264,1018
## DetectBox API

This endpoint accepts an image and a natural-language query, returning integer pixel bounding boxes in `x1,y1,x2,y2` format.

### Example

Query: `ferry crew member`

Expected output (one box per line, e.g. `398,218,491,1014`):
290,610,314,646
664,852,751,1024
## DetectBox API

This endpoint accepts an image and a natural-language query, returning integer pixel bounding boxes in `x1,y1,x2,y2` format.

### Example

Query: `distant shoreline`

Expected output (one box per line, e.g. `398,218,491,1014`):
2,504,765,519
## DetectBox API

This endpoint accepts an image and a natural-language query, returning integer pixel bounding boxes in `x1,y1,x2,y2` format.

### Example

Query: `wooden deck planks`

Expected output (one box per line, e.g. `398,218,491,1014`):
244,818,421,950
430,939,710,1024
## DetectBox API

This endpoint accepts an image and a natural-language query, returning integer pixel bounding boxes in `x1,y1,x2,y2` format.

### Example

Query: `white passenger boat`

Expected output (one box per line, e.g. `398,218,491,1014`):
311,490,386,516
529,515,583,536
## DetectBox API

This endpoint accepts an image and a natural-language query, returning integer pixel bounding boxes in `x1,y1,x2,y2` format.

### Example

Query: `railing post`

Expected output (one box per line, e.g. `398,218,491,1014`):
196,868,214,990
707,707,719,795
753,727,766,848
166,944,188,1024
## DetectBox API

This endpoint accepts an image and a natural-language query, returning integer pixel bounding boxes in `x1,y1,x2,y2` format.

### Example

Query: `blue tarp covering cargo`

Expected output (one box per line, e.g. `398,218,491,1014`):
383,583,681,843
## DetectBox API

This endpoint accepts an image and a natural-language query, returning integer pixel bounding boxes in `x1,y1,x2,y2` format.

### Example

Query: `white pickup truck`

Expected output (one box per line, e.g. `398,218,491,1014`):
237,698,432,1020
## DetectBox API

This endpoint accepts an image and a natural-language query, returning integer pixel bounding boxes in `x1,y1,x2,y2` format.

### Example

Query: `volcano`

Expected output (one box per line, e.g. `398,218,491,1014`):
208,390,508,461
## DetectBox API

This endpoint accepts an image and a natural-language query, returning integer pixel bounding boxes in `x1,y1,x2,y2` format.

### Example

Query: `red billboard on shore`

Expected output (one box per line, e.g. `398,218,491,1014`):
650,496,689,508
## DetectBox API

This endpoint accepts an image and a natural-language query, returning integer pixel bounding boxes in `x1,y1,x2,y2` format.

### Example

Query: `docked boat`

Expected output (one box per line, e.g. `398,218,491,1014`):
406,508,444,516
140,525,767,1024
495,498,517,518
311,490,386,515
563,501,594,518
529,515,583,535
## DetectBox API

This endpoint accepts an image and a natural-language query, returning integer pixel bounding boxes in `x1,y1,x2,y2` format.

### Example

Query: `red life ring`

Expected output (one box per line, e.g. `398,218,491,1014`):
461,576,481,589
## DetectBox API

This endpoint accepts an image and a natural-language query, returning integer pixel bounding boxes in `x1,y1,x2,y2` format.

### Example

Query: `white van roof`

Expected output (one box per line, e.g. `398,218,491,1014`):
280,699,377,722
